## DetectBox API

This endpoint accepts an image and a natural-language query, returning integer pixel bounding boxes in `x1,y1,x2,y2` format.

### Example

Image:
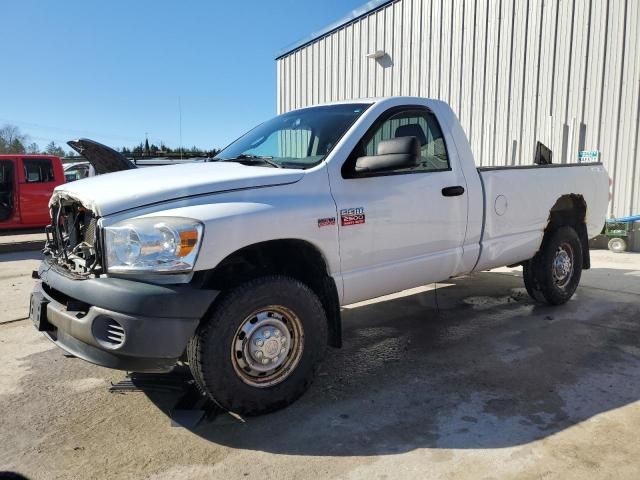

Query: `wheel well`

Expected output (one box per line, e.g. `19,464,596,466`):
545,194,590,269
195,239,342,348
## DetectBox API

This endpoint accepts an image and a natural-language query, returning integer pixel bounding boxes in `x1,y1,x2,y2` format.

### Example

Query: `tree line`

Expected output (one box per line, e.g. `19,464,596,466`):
0,124,66,157
121,139,221,158
0,124,220,159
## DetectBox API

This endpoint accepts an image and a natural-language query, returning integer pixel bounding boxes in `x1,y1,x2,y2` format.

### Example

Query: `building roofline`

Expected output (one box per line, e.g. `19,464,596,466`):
275,0,395,60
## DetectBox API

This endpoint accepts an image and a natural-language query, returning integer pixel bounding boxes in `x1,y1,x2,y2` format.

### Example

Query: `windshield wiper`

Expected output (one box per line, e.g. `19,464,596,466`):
219,154,283,168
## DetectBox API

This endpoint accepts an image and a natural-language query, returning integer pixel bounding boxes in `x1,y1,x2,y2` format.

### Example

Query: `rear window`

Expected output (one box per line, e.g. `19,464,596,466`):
23,159,54,183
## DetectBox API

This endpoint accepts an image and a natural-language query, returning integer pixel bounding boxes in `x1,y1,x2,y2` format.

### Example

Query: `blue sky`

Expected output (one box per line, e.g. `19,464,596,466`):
0,0,365,152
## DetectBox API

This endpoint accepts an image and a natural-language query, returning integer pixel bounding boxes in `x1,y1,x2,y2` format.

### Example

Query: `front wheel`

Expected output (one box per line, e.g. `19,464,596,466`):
523,226,583,305
187,275,328,416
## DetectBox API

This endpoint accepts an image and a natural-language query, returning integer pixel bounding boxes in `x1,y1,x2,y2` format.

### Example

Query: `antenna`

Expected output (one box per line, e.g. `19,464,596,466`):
178,96,183,161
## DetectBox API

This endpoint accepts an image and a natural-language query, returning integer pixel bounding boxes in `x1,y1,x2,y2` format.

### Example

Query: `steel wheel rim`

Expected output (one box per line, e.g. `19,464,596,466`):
552,242,574,289
231,305,304,388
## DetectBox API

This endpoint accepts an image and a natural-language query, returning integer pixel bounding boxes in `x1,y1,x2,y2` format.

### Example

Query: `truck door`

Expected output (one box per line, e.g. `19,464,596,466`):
328,106,468,304
0,159,16,223
18,157,56,226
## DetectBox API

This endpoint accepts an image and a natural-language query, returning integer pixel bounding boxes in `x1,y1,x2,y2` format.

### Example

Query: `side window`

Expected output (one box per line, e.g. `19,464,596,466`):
64,165,90,182
23,159,54,183
355,108,450,175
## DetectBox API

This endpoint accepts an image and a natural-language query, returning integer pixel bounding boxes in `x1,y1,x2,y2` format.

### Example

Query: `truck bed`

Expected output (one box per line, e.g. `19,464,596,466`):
473,161,609,272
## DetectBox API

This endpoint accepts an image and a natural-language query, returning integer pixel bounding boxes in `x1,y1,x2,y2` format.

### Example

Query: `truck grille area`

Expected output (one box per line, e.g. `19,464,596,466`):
45,199,103,277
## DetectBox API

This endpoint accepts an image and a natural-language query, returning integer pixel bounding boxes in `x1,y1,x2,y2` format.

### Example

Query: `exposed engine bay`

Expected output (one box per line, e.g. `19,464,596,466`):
45,197,102,276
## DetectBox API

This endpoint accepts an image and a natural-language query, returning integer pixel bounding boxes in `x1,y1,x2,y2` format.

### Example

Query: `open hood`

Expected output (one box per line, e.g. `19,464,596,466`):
67,138,137,174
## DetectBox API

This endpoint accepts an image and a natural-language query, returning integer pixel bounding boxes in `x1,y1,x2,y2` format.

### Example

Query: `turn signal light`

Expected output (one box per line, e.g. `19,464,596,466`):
179,229,199,257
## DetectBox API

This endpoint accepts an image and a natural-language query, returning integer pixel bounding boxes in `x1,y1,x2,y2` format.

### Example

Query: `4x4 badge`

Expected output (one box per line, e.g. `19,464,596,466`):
317,217,336,228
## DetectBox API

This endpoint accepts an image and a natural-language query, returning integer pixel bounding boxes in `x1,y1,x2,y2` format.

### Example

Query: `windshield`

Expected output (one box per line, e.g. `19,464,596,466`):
214,103,370,169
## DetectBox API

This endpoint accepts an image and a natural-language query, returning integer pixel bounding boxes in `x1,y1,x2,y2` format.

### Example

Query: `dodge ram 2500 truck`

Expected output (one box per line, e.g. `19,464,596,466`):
31,97,608,415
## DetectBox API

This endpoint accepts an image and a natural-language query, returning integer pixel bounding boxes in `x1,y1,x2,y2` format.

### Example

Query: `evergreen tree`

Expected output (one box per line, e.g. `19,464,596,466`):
45,141,66,157
26,142,40,154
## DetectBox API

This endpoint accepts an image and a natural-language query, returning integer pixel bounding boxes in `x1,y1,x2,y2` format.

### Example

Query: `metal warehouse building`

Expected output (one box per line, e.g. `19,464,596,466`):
276,0,640,220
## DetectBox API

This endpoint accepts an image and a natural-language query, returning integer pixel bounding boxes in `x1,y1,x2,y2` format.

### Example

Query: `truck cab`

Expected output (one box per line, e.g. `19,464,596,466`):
0,155,65,230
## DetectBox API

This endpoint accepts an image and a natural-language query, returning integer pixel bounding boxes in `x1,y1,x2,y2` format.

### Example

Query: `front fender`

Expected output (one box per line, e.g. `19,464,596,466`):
99,170,341,279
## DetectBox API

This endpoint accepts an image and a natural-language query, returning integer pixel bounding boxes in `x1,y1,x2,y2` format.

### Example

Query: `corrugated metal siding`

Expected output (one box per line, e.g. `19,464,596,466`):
277,0,640,218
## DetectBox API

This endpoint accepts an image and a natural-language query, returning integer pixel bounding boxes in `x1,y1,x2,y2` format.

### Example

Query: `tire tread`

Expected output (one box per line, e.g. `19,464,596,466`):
523,226,583,305
187,275,327,415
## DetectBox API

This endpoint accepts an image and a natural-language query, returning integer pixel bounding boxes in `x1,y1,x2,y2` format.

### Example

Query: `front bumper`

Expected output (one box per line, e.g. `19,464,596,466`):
33,258,218,372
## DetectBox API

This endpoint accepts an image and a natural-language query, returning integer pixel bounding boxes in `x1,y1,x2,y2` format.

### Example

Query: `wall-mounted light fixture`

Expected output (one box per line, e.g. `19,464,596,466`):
366,50,385,59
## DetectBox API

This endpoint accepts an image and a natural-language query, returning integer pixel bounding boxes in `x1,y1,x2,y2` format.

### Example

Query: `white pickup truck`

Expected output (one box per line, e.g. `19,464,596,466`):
31,97,608,415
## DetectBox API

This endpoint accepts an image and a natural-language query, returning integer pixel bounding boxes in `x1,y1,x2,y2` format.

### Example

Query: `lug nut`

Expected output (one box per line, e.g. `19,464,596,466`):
255,339,264,347
254,351,263,358
262,358,269,365
274,330,281,337
280,348,286,354
264,330,271,339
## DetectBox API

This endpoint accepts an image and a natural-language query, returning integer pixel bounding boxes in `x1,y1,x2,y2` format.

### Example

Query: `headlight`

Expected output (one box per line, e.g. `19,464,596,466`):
104,217,203,274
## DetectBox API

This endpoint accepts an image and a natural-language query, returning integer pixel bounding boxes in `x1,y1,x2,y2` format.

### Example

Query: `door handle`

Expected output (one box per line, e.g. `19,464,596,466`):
442,186,465,197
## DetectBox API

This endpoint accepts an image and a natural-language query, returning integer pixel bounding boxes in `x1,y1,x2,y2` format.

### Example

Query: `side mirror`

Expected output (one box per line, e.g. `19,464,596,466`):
355,136,420,174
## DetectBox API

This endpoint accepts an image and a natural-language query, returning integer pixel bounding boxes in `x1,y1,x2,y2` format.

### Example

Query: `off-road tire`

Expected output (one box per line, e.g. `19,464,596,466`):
187,275,328,416
523,226,583,305
522,260,545,302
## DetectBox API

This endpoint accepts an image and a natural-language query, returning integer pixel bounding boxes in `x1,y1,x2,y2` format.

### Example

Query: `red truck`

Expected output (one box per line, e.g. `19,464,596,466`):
0,155,65,230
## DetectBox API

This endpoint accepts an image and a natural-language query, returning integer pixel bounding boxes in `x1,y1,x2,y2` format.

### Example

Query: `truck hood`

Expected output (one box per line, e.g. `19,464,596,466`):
51,161,304,216
67,138,137,174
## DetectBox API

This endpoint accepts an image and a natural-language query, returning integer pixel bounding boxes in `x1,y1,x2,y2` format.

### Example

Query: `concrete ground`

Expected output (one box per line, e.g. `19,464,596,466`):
0,231,46,254
1,250,640,479
0,251,42,324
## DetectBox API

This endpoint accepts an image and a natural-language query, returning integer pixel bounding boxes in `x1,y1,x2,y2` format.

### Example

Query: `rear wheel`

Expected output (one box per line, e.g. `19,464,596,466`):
522,260,545,302
523,226,583,305
608,237,627,253
187,275,327,416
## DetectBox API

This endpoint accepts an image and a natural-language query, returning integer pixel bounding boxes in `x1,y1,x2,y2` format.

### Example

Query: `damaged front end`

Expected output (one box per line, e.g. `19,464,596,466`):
45,194,103,277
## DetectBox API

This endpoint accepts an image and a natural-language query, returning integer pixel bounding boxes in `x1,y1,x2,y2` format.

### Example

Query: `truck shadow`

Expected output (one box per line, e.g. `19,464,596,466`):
0,250,43,263
145,269,640,456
